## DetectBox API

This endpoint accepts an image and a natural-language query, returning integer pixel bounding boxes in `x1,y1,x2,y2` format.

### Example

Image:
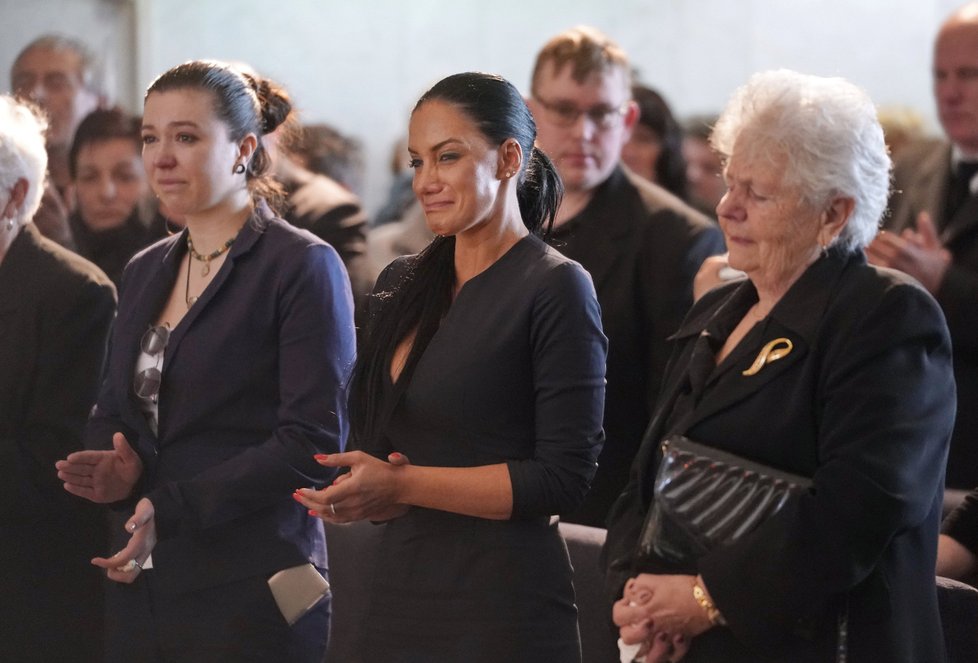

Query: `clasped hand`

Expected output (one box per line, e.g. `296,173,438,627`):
293,450,411,523
55,432,143,503
613,574,714,662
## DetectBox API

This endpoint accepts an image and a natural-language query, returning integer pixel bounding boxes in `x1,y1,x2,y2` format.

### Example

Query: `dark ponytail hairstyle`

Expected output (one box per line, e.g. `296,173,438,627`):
144,60,291,212
348,72,563,448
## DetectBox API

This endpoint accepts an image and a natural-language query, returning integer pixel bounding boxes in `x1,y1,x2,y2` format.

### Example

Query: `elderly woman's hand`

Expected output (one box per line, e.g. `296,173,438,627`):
55,432,143,503
91,497,156,584
293,451,410,523
614,573,714,661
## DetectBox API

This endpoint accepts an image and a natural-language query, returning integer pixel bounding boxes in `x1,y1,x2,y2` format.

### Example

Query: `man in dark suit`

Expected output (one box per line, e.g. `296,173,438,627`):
0,94,116,663
527,26,725,527
868,2,978,489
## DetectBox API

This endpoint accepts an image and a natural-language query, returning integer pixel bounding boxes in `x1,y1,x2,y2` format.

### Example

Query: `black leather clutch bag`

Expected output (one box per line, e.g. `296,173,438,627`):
638,435,812,565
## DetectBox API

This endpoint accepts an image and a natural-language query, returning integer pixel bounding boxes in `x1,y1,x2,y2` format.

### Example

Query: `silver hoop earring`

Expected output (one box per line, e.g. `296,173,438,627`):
5,218,14,231
233,163,246,175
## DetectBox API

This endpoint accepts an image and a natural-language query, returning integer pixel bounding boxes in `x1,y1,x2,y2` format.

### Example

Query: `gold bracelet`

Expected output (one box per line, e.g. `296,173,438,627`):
692,580,727,626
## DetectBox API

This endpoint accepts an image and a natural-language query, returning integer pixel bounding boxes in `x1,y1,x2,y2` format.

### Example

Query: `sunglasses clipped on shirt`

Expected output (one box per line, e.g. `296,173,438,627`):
134,324,170,404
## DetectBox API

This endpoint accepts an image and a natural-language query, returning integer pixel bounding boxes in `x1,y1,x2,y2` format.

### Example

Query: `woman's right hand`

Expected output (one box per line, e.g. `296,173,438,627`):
55,432,143,503
294,451,410,523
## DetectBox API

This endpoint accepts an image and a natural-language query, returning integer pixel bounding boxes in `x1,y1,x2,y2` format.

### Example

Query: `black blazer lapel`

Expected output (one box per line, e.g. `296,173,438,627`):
683,323,808,428
114,235,183,453
679,248,850,433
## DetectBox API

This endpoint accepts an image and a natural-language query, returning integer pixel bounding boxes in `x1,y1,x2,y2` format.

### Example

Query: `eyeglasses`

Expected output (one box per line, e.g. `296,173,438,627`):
134,324,170,404
533,96,628,129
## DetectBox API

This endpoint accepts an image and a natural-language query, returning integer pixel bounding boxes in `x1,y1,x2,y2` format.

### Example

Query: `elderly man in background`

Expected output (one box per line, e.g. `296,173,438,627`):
868,2,978,490
527,26,725,528
10,33,108,248
0,94,115,663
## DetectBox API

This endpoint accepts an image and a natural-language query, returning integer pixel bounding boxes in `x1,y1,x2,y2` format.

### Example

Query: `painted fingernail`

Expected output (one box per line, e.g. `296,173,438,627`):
308,509,318,517
390,452,402,460
291,492,303,502
313,454,329,461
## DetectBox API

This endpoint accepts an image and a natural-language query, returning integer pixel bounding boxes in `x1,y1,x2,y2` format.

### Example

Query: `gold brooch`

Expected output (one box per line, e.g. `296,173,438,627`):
742,337,794,376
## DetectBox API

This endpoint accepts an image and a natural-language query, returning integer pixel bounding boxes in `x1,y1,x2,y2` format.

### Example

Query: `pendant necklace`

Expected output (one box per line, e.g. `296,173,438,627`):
184,231,238,308
187,232,236,276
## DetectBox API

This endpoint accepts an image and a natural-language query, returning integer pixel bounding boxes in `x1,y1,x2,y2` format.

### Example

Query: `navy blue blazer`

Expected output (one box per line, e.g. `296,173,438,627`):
84,205,356,594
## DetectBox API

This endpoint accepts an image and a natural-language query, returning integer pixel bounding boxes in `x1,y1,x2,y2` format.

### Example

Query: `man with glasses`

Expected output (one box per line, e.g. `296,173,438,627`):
528,26,724,527
10,34,108,248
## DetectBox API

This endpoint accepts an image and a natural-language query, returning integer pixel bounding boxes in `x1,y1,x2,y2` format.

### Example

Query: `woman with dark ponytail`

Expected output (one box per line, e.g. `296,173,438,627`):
57,60,355,662
295,72,608,661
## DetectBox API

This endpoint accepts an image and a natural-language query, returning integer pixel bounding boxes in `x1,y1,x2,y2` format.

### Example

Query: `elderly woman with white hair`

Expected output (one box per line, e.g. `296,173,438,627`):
0,95,115,661
603,70,956,662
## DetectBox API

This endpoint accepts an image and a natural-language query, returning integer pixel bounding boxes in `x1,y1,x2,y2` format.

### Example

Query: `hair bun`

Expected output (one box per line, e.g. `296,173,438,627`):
240,71,292,135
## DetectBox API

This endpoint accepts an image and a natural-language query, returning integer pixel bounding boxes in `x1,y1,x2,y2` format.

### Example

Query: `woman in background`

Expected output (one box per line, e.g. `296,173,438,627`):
621,84,688,201
68,107,156,287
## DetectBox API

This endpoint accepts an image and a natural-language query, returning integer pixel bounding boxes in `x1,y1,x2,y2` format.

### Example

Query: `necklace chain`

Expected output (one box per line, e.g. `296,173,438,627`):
187,233,237,277
184,231,238,308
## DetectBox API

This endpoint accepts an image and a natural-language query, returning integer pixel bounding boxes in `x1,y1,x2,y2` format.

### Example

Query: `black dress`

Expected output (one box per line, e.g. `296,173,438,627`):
358,235,607,663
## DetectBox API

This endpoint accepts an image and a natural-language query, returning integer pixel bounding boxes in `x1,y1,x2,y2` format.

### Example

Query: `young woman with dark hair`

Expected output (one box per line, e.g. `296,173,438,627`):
295,71,608,662
56,60,355,663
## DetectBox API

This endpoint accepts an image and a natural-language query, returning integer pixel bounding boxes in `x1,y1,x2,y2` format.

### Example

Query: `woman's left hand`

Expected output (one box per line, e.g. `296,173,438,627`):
293,451,410,523
91,497,157,584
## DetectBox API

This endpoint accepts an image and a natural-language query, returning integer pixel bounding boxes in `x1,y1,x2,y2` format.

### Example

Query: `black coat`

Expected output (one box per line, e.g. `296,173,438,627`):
0,223,116,662
605,248,955,662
